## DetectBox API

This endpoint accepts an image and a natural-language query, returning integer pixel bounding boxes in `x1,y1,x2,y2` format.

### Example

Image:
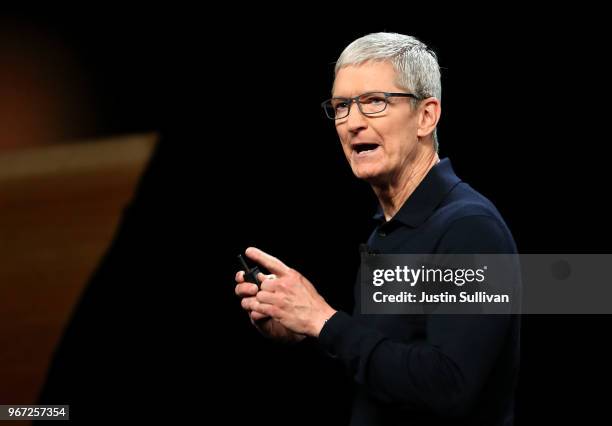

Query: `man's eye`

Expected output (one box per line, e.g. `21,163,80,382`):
334,101,349,110
362,96,386,105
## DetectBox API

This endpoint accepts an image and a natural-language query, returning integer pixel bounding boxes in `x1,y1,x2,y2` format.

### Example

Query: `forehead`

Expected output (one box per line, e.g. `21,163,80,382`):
333,61,401,97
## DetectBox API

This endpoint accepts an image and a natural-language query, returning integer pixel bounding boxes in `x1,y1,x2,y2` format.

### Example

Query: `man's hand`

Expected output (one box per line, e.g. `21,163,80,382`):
237,247,336,338
235,270,305,343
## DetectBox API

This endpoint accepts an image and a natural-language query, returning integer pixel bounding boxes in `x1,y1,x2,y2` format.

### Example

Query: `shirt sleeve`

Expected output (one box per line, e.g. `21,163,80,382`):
317,215,517,417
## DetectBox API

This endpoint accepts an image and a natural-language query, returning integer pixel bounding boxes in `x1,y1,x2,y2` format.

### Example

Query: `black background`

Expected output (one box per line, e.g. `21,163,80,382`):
8,7,611,424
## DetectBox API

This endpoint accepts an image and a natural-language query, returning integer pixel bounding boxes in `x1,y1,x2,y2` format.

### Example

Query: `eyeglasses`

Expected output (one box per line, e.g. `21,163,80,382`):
321,91,421,120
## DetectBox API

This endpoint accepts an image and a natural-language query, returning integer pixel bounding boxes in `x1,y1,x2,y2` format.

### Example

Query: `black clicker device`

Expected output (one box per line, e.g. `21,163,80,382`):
238,254,261,287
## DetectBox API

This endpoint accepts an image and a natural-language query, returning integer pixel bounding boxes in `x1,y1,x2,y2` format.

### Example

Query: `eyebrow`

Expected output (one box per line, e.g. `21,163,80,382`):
332,90,388,98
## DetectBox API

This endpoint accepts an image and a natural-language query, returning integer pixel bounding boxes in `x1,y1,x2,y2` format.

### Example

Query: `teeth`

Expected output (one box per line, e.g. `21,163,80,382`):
354,145,379,155
355,145,378,153
354,144,377,153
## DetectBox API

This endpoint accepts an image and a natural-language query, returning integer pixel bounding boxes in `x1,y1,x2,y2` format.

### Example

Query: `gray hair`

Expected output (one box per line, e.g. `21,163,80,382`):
334,32,441,151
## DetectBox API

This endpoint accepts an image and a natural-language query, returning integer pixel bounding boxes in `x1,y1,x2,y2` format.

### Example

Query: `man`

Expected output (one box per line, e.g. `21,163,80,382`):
235,33,519,425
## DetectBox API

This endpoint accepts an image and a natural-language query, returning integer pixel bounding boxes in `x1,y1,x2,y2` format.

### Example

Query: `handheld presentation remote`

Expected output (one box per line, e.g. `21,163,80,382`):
238,254,261,287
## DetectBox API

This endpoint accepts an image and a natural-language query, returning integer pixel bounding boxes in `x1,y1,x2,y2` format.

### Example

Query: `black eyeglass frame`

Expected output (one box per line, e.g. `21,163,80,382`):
321,92,422,120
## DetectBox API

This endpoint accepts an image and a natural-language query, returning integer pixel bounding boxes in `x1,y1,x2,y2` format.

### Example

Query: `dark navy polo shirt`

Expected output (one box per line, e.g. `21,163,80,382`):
319,158,520,426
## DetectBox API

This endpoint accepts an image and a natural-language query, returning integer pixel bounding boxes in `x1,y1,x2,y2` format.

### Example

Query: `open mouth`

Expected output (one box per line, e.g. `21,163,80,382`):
353,143,380,155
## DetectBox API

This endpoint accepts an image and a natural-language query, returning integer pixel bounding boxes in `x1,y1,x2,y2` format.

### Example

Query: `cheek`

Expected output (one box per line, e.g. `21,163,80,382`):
384,120,416,155
335,124,346,139
336,128,350,152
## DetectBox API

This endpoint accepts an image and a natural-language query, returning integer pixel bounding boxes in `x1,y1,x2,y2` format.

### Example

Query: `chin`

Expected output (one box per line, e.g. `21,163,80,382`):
351,165,382,182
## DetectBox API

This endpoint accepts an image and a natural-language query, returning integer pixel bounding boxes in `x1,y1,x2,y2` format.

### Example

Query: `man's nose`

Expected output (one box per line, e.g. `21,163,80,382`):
346,101,368,133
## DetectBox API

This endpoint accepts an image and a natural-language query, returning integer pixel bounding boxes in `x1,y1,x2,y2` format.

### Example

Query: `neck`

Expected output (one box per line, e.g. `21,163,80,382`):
372,145,439,222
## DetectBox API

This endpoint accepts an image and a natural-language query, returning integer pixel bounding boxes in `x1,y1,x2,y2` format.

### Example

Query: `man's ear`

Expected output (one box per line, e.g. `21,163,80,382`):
416,97,441,138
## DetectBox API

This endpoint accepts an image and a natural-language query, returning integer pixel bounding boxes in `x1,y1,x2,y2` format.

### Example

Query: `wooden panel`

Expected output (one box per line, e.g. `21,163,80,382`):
0,134,157,410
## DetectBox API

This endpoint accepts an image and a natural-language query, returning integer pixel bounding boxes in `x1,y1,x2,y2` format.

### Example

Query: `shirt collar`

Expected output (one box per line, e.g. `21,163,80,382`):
372,158,462,227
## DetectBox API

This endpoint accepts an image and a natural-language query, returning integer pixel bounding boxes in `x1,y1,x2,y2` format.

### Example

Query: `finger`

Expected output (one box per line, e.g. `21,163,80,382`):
235,270,245,283
244,295,275,316
240,296,256,311
250,310,269,321
235,283,258,298
257,289,279,304
242,296,270,313
260,277,279,292
245,247,291,276
256,272,277,290
251,300,277,318
256,272,268,284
